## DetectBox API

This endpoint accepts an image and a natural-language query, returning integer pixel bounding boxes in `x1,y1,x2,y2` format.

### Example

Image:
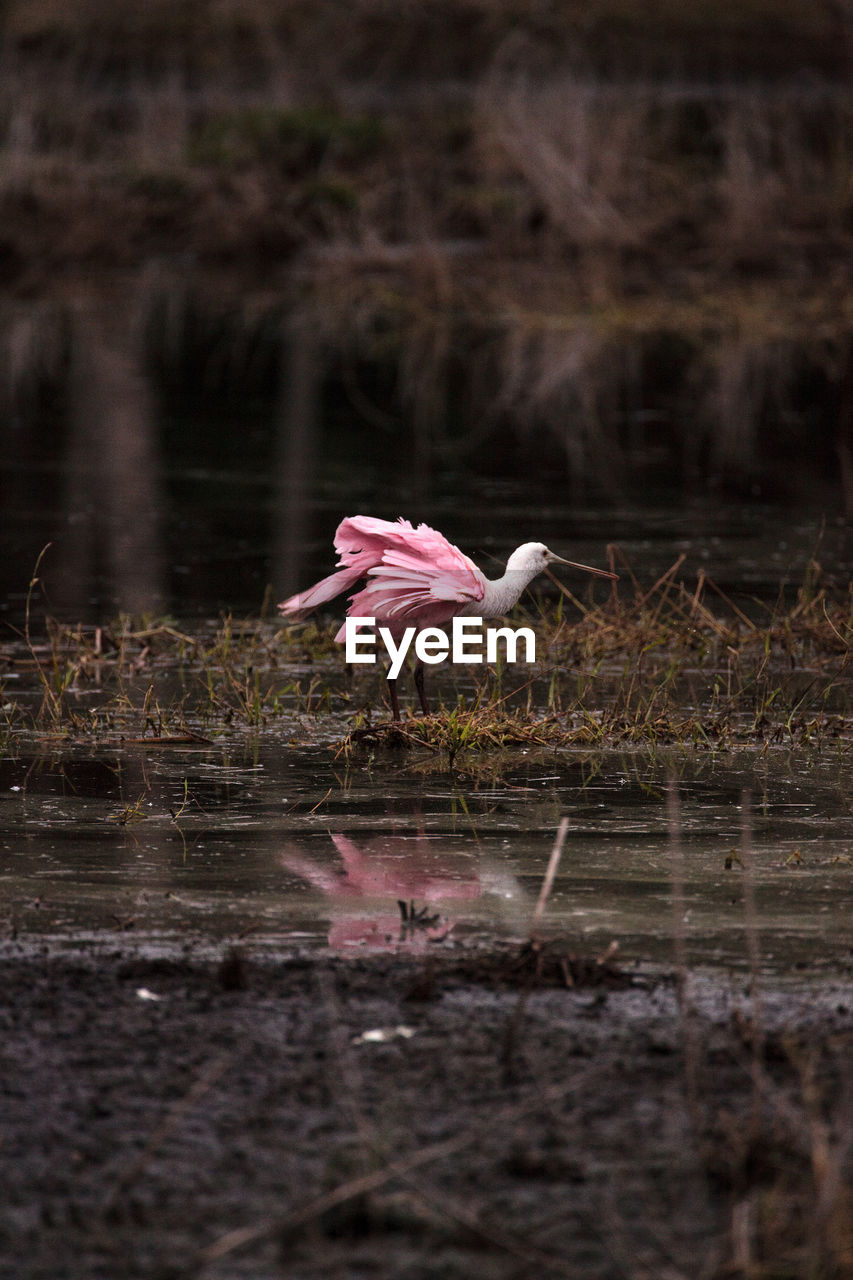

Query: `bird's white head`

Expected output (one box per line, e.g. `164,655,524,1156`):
505,542,618,582
479,541,616,616
505,542,556,576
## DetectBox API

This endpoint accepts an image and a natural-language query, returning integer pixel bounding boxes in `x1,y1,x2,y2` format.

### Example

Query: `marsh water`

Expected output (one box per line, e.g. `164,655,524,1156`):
1,349,852,976
1,735,851,973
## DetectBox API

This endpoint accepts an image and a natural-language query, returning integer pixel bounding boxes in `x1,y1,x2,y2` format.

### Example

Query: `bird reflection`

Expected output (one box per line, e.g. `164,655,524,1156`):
281,831,487,951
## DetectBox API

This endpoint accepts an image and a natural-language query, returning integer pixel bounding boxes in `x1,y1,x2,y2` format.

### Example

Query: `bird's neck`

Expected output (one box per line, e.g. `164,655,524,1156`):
476,567,539,618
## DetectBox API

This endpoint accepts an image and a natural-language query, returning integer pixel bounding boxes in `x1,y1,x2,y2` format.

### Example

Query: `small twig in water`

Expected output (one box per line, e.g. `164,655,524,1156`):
667,777,700,1130
308,787,332,815
531,816,569,944
505,817,572,1080
739,787,765,1133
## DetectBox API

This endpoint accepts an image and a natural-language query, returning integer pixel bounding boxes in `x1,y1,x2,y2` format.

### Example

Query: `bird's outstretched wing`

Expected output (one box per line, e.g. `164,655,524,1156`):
340,519,485,636
279,515,485,639
278,515,395,616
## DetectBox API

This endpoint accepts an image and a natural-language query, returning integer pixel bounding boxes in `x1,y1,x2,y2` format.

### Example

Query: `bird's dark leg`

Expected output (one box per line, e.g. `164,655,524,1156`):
413,660,429,715
386,668,401,721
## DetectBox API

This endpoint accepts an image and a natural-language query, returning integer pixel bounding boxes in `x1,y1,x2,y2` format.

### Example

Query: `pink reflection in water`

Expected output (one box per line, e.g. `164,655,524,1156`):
281,832,483,951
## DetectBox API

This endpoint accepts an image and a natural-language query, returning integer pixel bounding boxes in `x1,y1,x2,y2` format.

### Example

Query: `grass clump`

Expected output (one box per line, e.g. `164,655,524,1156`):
2,552,850,761
0,610,343,745
340,555,852,766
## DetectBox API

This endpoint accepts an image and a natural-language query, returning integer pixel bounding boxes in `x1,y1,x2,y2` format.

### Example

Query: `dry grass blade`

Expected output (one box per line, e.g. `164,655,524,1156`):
105,1054,232,1211
199,1068,595,1267
543,567,591,616
701,575,758,631
531,817,569,943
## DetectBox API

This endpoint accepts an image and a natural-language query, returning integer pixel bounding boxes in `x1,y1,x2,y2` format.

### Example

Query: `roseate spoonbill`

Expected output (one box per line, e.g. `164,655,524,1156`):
278,515,616,718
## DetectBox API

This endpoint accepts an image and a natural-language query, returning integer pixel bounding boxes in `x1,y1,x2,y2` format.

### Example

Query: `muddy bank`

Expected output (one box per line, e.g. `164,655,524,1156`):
1,941,851,1279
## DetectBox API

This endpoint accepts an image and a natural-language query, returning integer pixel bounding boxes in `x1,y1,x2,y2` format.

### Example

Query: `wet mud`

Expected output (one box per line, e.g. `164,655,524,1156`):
1,942,851,1280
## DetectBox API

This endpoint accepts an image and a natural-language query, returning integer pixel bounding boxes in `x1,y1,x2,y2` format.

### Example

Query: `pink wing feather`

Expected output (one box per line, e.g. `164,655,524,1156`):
278,515,485,641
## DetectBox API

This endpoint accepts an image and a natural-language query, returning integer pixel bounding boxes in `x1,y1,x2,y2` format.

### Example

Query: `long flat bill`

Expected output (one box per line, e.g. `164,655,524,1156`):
550,556,618,581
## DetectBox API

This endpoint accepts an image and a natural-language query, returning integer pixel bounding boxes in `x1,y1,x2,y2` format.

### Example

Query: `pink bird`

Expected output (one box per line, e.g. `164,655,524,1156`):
278,515,616,718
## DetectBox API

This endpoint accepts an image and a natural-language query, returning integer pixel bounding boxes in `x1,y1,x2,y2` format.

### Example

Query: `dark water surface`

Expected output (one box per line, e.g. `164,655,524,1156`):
1,382,851,628
2,466,850,628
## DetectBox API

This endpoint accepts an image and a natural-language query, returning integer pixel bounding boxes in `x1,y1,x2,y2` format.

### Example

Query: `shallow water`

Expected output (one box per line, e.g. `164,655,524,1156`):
2,738,851,975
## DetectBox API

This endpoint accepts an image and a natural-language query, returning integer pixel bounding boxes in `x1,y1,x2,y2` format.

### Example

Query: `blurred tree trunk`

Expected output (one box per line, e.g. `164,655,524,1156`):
839,343,853,521
58,302,166,619
273,318,321,599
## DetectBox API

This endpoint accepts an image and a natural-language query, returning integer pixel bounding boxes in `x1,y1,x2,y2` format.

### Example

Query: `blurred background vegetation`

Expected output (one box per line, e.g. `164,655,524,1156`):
0,0,851,618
